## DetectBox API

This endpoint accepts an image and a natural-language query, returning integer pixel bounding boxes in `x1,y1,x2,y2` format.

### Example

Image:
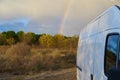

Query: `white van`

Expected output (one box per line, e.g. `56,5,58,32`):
76,5,120,80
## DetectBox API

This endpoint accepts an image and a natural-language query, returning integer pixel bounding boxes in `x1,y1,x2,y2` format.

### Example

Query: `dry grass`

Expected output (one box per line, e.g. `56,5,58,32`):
0,43,76,74
0,43,77,80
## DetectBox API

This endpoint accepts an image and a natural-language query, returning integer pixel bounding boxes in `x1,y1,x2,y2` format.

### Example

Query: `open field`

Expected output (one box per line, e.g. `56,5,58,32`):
0,44,76,74
0,29,78,80
0,68,76,80
0,42,77,80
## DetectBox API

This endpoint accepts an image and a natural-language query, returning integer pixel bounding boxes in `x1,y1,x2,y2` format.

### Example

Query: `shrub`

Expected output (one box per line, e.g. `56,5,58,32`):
6,43,31,56
0,45,76,74
5,43,31,74
0,55,7,72
30,53,42,72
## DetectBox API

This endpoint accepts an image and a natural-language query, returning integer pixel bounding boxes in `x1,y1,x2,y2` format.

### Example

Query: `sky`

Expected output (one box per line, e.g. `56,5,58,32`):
0,0,119,36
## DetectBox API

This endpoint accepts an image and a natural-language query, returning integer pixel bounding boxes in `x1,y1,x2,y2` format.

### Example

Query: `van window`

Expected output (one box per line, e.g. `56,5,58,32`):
105,34,119,75
118,50,120,68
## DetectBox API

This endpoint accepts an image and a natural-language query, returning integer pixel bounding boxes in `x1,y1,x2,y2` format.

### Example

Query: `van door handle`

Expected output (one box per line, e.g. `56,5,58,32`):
91,74,93,80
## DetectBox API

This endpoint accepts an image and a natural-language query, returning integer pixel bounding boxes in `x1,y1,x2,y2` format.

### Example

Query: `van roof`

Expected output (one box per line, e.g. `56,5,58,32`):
89,5,120,24
80,5,120,40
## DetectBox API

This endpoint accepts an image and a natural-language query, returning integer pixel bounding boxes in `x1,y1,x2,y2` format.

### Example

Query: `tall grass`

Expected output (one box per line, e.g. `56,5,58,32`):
0,43,76,74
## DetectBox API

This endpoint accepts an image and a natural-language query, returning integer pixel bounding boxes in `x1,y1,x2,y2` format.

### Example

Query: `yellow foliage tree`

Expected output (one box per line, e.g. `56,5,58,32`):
6,38,15,45
53,34,66,48
39,34,54,48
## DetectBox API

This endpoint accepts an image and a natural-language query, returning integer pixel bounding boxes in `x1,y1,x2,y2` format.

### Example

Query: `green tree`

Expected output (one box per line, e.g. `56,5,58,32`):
1,31,16,45
6,31,16,39
35,34,41,44
0,34,6,45
23,32,37,45
17,31,24,42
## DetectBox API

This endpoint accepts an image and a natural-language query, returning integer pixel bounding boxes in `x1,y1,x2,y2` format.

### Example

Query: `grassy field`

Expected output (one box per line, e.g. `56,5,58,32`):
0,44,77,80
0,68,76,80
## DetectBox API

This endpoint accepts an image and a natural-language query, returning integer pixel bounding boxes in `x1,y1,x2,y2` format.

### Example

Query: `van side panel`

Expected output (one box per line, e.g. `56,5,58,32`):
77,38,87,80
94,32,107,80
77,35,97,80
77,18,99,80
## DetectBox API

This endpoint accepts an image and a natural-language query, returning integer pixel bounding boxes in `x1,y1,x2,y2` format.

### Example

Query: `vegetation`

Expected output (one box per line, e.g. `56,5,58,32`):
0,31,78,49
0,31,79,75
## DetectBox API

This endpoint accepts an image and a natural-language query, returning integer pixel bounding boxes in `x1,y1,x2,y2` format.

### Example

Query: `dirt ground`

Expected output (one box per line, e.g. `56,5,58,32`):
0,68,76,80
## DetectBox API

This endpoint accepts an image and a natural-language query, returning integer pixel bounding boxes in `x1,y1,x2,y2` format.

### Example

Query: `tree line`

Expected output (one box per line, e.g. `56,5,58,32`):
0,31,79,49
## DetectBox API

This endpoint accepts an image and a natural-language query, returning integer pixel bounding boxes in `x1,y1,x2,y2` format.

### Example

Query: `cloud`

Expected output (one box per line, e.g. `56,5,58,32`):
0,0,69,19
0,0,119,36
61,0,120,35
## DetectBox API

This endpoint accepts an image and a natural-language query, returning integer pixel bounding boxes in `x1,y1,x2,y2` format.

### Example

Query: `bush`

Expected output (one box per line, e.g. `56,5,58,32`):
30,53,42,72
5,43,31,74
0,55,7,72
0,44,76,74
6,43,31,56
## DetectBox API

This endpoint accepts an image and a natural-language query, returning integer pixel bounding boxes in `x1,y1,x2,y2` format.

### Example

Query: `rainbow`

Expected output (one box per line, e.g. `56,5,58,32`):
58,0,73,34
